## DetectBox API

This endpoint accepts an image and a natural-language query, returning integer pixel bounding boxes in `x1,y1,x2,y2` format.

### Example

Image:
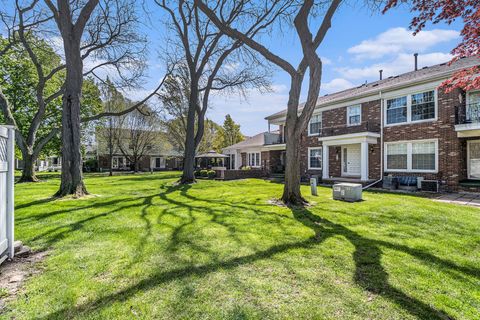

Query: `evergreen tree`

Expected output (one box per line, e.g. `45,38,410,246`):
217,114,244,150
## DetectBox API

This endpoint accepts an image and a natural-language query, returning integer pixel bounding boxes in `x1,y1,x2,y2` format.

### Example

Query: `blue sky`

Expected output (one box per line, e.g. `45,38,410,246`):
129,2,462,136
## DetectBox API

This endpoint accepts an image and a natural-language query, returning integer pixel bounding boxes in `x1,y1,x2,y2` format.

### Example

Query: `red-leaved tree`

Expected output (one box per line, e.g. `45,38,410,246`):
384,0,480,92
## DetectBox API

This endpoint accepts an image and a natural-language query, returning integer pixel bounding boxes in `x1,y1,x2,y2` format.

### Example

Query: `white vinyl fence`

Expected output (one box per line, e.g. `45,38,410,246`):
0,125,15,264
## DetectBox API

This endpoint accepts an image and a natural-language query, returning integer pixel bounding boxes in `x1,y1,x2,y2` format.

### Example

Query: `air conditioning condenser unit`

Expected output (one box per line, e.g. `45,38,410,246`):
333,183,363,202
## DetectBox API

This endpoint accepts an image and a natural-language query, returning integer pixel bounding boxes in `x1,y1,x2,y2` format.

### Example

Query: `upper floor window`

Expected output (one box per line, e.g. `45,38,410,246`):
385,90,436,125
467,91,480,123
308,113,322,136
347,105,361,126
411,91,435,121
386,96,407,124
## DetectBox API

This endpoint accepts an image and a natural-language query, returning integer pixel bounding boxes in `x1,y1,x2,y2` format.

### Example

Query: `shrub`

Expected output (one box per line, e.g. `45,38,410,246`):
242,166,251,171
194,170,201,177
83,159,98,172
200,169,208,177
207,170,216,179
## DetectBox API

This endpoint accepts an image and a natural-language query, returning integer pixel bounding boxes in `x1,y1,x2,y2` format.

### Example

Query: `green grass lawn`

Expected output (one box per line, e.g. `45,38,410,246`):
4,172,480,319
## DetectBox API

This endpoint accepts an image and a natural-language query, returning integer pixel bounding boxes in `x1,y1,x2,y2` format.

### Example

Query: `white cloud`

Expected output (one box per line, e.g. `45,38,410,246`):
321,56,332,65
336,52,453,80
348,27,459,60
321,78,354,93
207,84,289,135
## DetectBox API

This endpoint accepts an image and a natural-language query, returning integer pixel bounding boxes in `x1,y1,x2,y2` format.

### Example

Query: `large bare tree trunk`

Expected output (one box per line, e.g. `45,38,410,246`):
109,153,113,176
196,0,339,206
1,87,41,183
56,40,87,197
282,135,303,204
179,75,201,184
180,98,198,184
281,60,322,206
18,152,39,183
281,76,304,205
108,124,114,177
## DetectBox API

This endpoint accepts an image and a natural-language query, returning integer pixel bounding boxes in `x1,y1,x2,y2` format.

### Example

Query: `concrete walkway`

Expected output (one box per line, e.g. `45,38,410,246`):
434,193,480,207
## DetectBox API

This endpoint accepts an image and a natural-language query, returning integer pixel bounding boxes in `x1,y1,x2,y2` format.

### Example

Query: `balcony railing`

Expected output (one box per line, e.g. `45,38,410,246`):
265,121,381,145
455,103,480,125
316,121,381,137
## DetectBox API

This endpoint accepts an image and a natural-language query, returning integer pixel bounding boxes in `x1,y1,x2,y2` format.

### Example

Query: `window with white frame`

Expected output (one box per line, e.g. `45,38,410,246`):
308,147,322,169
386,143,407,170
247,152,260,167
411,91,435,121
112,156,127,169
308,113,322,136
385,140,437,172
347,105,361,126
412,141,436,170
386,96,407,124
386,90,436,125
467,91,480,122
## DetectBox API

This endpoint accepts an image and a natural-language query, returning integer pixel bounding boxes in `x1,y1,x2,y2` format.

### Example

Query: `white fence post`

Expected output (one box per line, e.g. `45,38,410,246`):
6,126,14,259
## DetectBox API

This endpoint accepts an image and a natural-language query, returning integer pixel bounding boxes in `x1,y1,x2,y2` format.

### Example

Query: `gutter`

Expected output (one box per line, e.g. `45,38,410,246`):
363,90,384,190
265,63,477,122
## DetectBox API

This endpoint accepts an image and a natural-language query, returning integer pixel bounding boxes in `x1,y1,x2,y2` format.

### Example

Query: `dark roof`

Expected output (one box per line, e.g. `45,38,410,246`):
195,150,229,158
223,132,266,149
222,131,281,150
266,56,479,120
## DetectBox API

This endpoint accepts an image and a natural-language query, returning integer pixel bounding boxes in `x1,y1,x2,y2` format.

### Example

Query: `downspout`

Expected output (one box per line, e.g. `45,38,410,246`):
363,90,384,189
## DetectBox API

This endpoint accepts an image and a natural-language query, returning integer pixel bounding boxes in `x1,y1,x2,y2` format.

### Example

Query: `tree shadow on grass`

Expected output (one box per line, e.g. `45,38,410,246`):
29,199,153,251
39,235,325,319
15,196,57,210
33,186,479,319
291,206,459,320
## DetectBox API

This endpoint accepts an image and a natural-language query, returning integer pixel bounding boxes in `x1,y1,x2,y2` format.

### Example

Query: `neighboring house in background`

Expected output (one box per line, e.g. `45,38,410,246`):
15,155,61,172
224,56,480,192
96,128,183,172
222,131,286,173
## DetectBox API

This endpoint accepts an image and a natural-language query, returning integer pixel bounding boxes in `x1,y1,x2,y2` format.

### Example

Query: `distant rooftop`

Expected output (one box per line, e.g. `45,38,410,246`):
266,56,479,120
223,131,280,150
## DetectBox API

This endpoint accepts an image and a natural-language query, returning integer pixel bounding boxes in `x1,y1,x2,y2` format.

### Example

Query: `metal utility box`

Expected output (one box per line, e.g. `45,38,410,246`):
333,183,363,202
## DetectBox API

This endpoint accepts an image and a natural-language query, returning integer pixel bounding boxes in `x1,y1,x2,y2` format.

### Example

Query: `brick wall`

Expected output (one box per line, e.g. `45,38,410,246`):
300,134,321,179
300,100,382,180
138,156,151,171
261,151,270,172
98,154,183,172
266,150,283,173
369,143,381,180
329,146,342,178
383,88,465,190
223,169,266,180
98,155,110,169
297,89,470,189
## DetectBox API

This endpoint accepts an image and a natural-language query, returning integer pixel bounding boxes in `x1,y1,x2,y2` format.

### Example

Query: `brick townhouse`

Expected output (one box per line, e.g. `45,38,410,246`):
96,128,183,172
223,56,480,192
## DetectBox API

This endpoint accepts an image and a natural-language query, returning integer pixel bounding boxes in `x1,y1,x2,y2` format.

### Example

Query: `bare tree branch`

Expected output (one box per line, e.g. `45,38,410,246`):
81,62,175,122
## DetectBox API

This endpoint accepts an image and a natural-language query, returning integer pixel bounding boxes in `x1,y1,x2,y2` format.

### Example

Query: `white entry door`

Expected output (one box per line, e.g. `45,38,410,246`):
468,140,480,179
342,144,361,176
